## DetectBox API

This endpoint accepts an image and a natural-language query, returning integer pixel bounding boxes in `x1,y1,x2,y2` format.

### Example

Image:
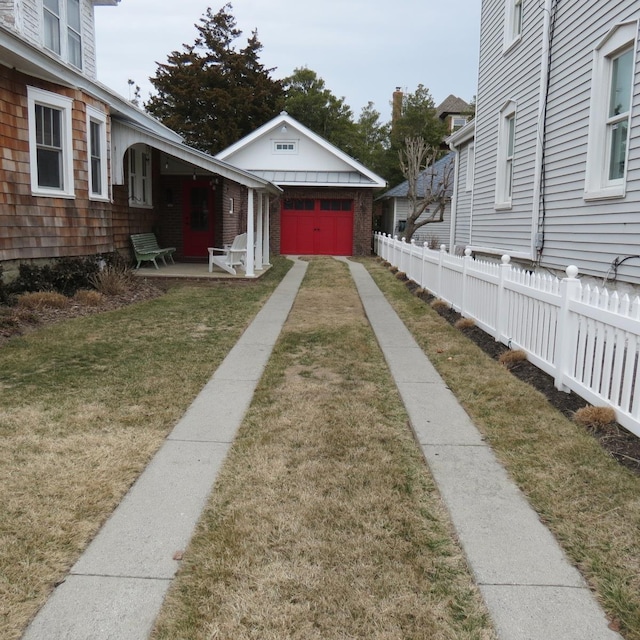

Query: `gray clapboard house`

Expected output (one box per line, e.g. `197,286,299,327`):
447,0,640,289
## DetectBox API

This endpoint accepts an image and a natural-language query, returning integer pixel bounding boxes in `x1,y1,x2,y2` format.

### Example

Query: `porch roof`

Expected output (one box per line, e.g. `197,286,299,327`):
111,120,282,194
247,170,381,187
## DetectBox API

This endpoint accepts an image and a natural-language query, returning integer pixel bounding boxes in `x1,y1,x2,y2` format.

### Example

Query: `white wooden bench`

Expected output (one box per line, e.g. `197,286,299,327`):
208,233,247,275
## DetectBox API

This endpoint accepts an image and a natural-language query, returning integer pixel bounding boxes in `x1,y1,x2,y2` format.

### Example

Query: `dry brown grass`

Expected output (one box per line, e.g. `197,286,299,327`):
0,259,291,640
89,265,135,295
574,406,618,431
16,291,69,309
431,298,449,312
73,289,103,306
152,257,495,640
498,349,527,367
455,317,476,330
362,257,640,639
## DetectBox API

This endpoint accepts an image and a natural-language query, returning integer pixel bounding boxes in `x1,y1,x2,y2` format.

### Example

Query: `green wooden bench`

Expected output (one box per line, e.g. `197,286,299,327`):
130,233,176,269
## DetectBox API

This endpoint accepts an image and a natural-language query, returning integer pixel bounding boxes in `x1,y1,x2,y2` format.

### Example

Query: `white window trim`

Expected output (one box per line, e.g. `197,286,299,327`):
86,106,109,201
27,86,75,198
128,144,152,208
466,143,475,192
273,140,297,154
584,21,638,201
42,0,83,69
503,0,523,53
495,100,517,209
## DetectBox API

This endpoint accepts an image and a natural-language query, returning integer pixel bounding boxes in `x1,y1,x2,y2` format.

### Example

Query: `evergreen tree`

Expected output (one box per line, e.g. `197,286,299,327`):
146,4,284,155
282,67,359,157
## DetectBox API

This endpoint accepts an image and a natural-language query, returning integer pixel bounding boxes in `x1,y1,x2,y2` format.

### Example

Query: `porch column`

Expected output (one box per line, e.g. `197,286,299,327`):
263,197,271,265
246,188,255,277
255,192,264,270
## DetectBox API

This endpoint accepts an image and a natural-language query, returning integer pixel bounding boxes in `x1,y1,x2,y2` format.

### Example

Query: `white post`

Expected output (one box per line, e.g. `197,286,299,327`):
255,192,264,270
245,188,255,277
461,246,472,317
437,244,446,298
554,265,581,391
263,196,271,266
495,254,511,342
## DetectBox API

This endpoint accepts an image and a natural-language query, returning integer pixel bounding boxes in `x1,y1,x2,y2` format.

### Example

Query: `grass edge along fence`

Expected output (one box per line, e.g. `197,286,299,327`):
375,232,640,439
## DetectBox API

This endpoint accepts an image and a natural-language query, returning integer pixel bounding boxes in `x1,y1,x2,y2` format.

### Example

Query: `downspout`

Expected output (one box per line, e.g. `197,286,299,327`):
531,0,555,260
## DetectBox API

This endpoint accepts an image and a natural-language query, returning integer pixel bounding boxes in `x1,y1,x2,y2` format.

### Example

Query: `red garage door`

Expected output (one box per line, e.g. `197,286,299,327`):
280,198,354,255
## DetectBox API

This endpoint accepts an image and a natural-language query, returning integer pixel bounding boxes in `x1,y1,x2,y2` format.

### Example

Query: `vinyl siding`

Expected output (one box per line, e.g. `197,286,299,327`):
453,142,473,249
540,0,640,284
472,0,545,256
1,0,98,78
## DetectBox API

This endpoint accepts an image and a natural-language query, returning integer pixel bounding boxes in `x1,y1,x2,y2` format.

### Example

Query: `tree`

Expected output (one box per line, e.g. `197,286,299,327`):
146,4,284,155
398,137,454,243
384,84,447,186
282,67,359,156
351,102,390,176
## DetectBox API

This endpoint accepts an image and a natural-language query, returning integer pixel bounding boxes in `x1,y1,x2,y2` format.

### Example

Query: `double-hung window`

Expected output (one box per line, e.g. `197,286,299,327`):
27,87,74,197
128,145,152,207
43,0,83,69
87,107,109,201
496,101,517,208
585,21,638,200
504,0,523,51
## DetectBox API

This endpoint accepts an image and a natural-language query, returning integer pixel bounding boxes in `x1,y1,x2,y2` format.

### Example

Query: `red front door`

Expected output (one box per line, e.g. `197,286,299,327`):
183,181,215,258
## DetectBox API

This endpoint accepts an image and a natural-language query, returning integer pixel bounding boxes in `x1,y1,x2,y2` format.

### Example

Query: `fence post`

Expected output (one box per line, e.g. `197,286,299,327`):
554,265,581,392
461,247,473,317
421,241,428,290
436,244,446,298
495,255,511,342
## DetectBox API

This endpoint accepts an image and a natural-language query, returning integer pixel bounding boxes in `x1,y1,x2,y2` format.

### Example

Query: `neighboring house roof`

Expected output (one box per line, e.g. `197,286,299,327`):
216,112,387,189
377,152,455,200
436,95,471,118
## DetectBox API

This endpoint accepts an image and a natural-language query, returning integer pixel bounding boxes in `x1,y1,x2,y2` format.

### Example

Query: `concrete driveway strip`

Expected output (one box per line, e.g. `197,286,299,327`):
22,258,307,640
344,258,621,640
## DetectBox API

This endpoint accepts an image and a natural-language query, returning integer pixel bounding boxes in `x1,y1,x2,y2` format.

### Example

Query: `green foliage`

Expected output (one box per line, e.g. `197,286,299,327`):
0,265,11,306
282,67,360,157
146,3,284,154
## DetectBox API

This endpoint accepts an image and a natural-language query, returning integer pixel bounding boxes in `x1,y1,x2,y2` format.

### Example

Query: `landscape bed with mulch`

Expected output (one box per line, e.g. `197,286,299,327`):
394,269,640,476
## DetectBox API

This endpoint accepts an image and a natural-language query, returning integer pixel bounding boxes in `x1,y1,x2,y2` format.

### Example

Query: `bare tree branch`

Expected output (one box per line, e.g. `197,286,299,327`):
398,137,454,243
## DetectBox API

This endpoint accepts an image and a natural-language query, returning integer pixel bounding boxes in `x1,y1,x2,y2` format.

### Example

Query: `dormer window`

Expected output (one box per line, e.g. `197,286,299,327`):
43,0,83,70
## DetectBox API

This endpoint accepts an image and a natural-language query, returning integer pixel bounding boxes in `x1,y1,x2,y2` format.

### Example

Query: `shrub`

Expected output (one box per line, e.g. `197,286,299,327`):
574,405,618,432
17,291,70,310
498,349,527,367
455,317,476,330
74,290,104,306
0,264,11,306
430,299,449,313
89,265,134,296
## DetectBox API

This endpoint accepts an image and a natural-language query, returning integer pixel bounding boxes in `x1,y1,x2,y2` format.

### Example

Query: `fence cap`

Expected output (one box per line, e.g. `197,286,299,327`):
566,265,579,279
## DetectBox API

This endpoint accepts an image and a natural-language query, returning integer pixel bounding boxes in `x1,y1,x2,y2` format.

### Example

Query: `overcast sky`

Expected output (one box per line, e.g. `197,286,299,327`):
94,0,481,123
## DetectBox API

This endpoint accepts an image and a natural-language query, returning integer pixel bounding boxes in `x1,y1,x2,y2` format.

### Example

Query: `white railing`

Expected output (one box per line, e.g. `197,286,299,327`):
374,232,640,438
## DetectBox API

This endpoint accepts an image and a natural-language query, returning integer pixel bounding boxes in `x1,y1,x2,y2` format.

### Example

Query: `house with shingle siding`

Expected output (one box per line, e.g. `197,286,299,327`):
0,0,279,277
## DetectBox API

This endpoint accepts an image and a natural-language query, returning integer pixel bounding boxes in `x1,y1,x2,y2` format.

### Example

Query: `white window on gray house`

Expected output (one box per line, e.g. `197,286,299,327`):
504,0,523,50
128,145,152,207
43,0,82,69
452,116,468,132
87,107,108,201
27,86,74,197
496,101,517,208
585,21,638,200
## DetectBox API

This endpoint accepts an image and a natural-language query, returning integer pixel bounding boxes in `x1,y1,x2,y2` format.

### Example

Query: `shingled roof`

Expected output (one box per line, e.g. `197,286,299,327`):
436,95,471,118
377,152,455,200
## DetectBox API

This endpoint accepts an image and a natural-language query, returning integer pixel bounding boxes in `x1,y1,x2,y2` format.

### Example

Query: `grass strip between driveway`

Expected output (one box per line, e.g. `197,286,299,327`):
361,257,640,640
0,258,291,640
152,257,495,640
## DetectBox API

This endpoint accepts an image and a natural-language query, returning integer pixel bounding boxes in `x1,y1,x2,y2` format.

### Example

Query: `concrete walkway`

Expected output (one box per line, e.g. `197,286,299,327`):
22,257,620,639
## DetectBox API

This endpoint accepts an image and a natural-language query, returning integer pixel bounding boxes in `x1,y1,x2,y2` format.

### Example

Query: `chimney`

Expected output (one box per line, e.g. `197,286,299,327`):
392,87,403,126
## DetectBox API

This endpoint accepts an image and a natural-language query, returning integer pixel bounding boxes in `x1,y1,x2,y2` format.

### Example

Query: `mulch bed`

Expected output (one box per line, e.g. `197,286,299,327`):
399,274,640,476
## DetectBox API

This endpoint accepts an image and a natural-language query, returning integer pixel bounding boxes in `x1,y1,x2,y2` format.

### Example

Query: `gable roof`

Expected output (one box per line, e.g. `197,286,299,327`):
377,152,455,200
216,112,387,189
436,95,471,118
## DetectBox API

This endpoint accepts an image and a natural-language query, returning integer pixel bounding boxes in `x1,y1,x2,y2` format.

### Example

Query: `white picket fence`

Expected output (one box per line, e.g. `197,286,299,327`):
374,232,640,439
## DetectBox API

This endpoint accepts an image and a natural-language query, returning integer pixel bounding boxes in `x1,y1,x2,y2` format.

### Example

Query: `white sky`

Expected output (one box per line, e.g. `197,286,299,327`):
94,0,481,123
